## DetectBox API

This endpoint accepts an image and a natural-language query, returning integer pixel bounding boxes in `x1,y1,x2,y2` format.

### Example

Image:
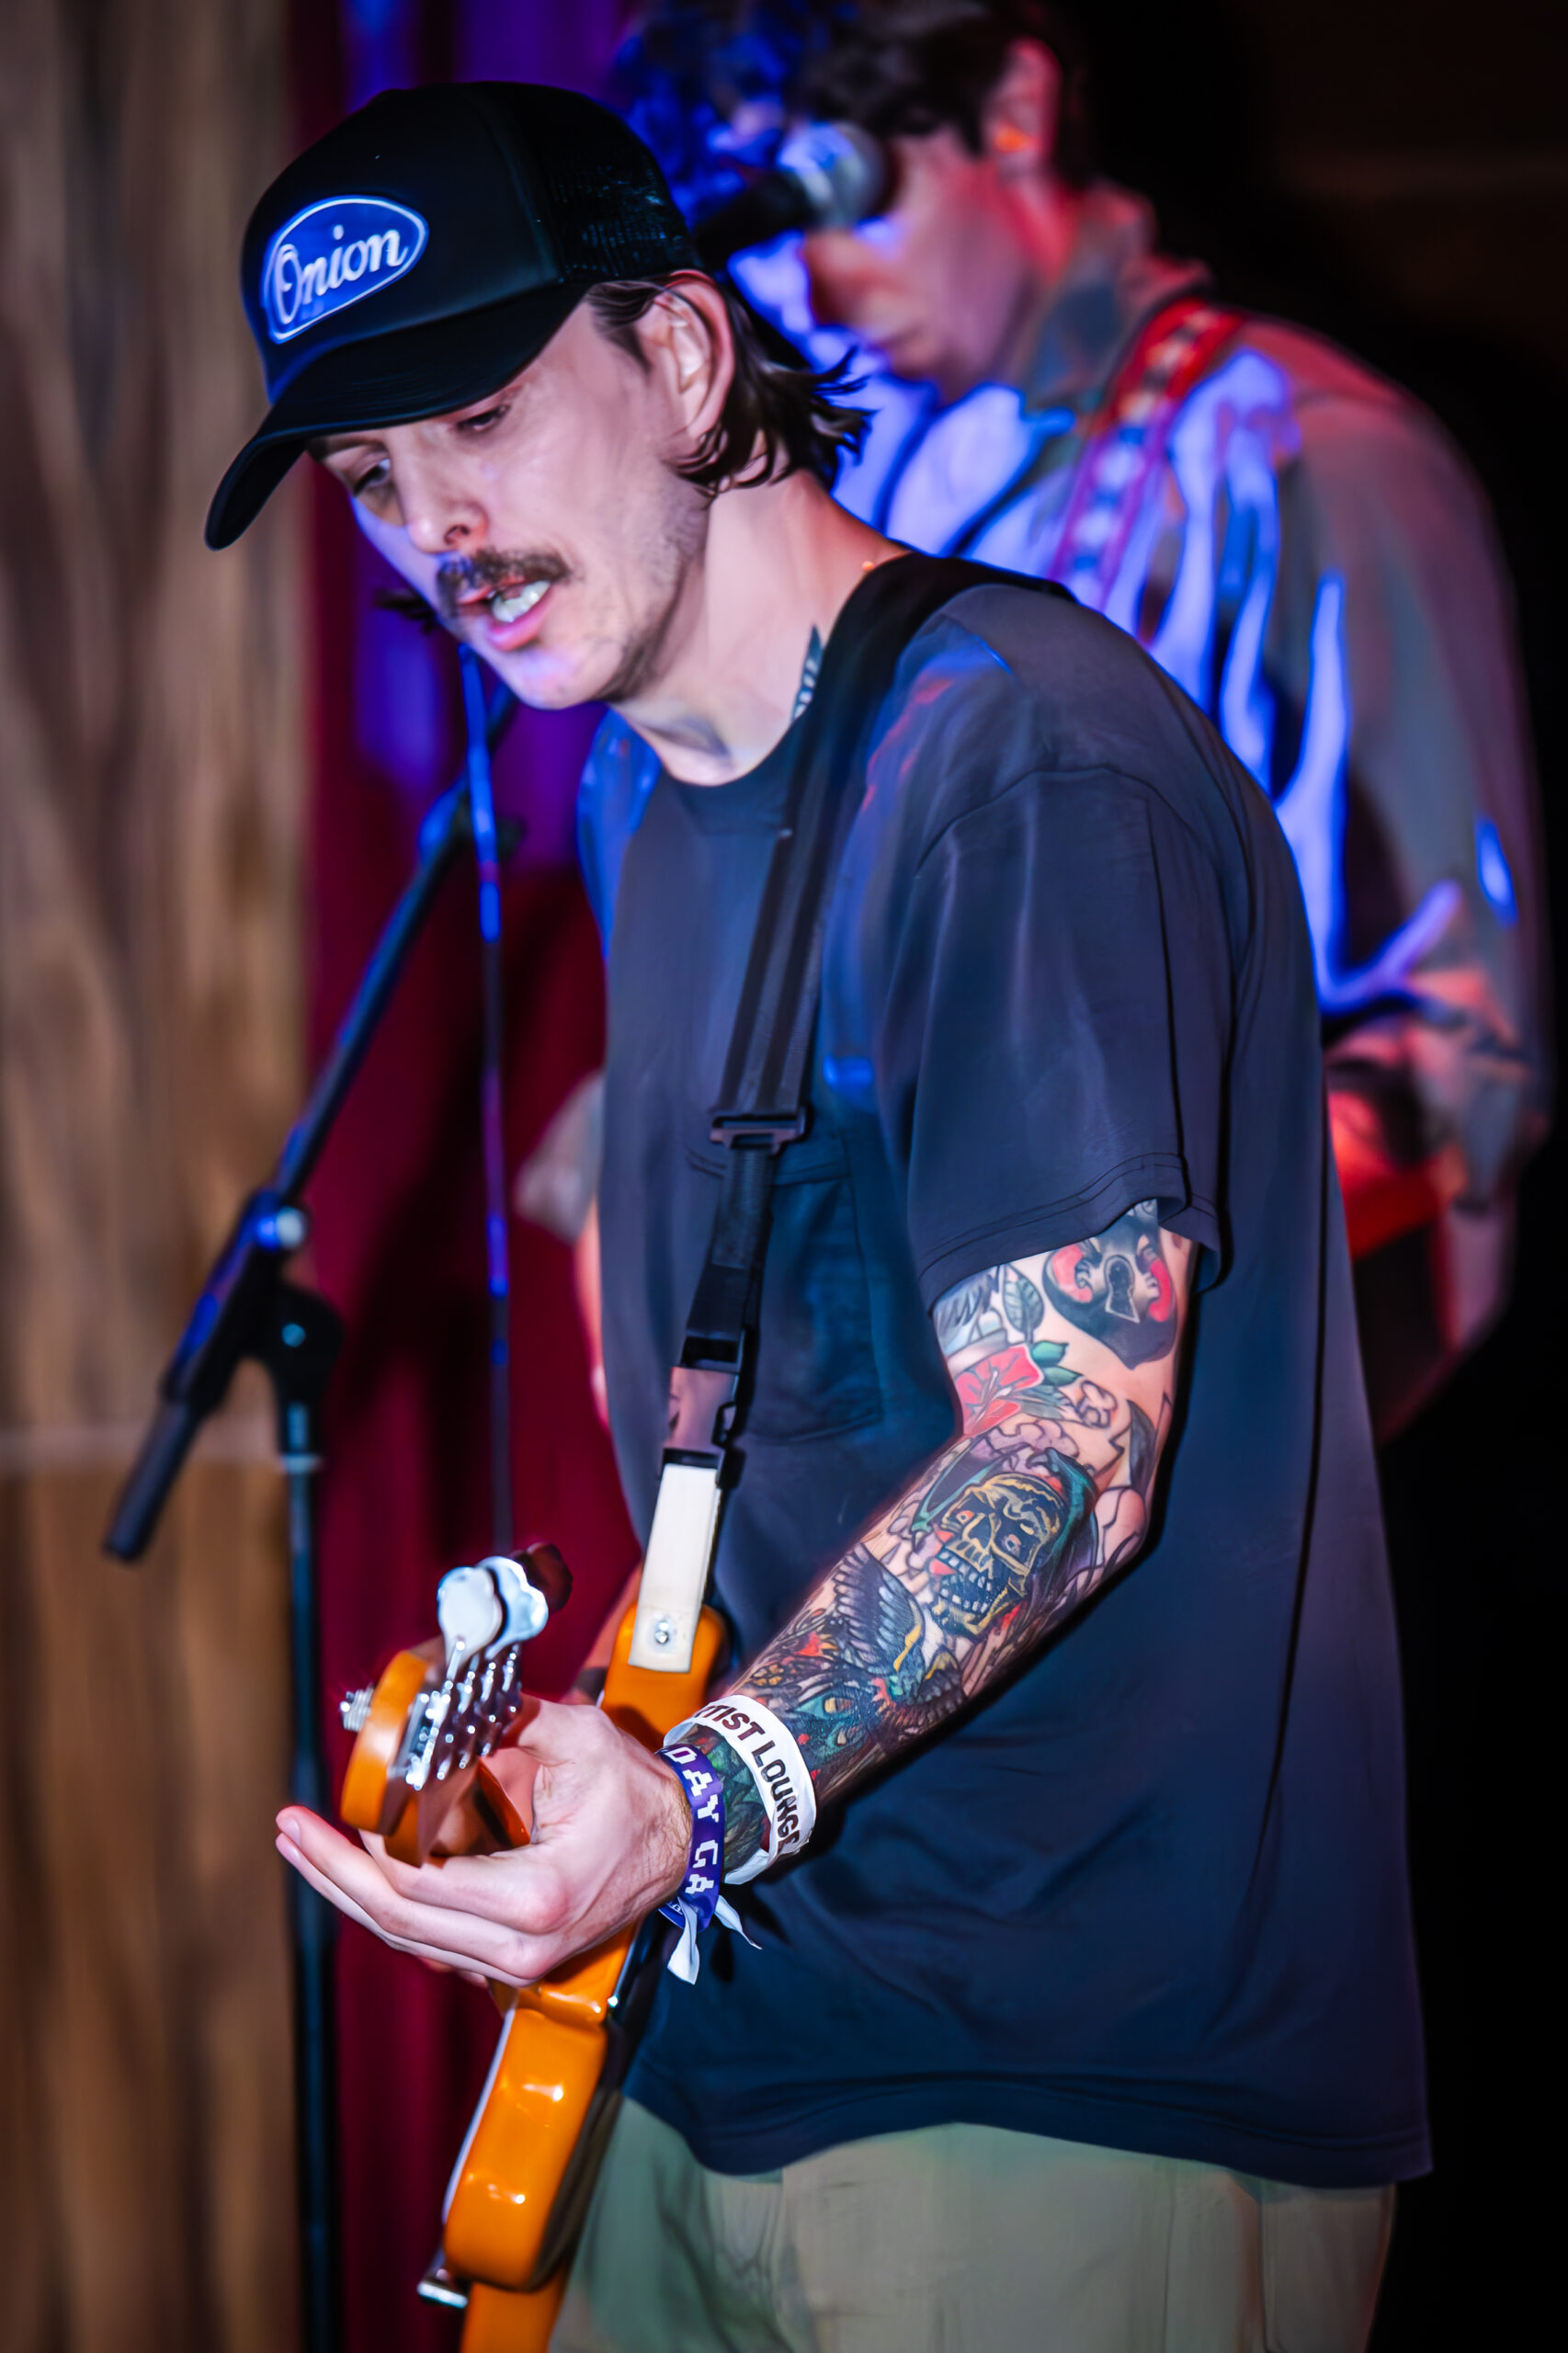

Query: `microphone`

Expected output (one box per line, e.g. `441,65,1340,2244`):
694,122,889,269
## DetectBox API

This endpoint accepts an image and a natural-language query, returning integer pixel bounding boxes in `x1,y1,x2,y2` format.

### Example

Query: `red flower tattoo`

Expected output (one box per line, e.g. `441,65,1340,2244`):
956,1344,1056,1435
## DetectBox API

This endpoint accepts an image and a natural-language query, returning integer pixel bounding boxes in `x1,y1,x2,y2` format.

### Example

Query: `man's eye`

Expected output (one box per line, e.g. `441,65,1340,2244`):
351,462,389,498
457,402,508,437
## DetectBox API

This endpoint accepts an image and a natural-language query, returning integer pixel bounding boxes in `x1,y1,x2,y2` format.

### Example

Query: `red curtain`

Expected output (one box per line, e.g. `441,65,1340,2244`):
290,9,636,2344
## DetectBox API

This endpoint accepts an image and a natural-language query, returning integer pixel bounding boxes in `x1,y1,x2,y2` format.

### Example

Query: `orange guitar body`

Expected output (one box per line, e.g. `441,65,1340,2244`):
338,1573,724,2349
459,2279,563,2353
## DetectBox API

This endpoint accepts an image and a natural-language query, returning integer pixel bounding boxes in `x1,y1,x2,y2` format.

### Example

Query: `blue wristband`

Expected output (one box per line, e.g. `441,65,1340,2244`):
658,1743,725,1974
660,1743,725,1930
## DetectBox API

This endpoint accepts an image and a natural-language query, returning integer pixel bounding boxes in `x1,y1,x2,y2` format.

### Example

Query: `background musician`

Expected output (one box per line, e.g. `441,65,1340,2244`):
573,0,1551,1445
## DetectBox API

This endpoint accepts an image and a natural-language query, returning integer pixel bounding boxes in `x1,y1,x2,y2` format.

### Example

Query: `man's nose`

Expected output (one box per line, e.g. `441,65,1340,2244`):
400,462,486,558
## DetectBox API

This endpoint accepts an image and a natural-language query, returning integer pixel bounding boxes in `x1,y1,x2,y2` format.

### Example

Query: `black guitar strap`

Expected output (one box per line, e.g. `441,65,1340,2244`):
626,554,1068,1671
523,556,1071,2301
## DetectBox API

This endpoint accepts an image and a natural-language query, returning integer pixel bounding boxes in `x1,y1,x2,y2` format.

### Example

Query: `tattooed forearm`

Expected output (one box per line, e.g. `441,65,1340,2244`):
710,1208,1190,1860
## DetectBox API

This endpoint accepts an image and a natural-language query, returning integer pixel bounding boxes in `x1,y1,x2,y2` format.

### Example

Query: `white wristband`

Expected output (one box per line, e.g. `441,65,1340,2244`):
669,1696,818,1885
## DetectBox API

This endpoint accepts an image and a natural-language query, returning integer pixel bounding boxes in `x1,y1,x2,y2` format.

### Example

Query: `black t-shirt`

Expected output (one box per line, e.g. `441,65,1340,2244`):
585,582,1428,2187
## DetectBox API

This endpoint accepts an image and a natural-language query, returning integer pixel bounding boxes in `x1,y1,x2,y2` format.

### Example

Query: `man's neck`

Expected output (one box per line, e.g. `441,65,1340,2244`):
611,470,897,786
1002,183,1200,415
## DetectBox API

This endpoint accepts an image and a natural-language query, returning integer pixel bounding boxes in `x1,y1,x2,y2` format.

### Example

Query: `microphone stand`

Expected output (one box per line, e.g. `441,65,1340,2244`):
104,677,517,2353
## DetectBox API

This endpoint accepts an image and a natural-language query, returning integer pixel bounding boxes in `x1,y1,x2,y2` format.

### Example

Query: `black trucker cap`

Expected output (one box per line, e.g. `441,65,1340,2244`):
206,82,699,549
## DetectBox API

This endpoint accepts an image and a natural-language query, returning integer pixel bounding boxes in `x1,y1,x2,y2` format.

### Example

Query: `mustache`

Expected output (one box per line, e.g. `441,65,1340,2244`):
435,548,570,621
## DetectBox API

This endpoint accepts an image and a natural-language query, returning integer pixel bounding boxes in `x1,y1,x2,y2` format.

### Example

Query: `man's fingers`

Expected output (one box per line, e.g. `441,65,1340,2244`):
353,1814,570,1934
278,1828,538,1984
277,1806,564,1980
275,1832,386,1938
279,1834,528,1982
504,1693,617,1766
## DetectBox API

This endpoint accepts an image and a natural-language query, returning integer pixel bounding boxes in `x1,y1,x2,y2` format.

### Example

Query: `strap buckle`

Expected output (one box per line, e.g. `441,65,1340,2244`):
709,1108,809,1153
665,1362,741,1463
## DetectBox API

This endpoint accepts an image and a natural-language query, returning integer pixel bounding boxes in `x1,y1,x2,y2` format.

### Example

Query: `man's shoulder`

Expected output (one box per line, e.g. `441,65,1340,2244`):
934,577,1163,696
1230,338,1508,643
869,580,1232,846
1227,313,1406,415
1221,314,1485,517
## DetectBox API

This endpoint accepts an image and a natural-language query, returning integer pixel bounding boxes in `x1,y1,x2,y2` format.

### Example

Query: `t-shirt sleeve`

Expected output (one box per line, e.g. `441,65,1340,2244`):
876,768,1231,1307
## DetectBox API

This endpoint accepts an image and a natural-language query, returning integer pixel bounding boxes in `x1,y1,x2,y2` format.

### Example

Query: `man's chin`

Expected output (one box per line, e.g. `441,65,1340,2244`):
477,633,616,714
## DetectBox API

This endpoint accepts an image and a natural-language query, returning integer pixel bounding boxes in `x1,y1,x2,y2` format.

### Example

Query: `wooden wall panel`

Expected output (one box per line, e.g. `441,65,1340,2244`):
0,0,305,2347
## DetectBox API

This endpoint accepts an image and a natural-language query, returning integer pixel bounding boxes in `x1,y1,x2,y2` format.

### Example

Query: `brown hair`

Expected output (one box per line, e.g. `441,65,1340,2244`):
585,274,868,494
800,0,1096,188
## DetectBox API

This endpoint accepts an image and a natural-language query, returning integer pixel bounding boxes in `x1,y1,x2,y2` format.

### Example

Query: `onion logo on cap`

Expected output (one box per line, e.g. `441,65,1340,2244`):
261,196,428,344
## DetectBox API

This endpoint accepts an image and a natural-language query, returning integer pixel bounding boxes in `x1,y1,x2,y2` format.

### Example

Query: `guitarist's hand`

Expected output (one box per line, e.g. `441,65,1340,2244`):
275,1699,692,1988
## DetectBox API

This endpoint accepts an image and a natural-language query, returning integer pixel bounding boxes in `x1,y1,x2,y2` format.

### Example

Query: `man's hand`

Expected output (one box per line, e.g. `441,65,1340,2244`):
277,1699,692,1988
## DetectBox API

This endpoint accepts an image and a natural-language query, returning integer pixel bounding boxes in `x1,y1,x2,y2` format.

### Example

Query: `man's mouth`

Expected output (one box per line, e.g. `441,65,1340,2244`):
437,554,568,649
486,579,551,625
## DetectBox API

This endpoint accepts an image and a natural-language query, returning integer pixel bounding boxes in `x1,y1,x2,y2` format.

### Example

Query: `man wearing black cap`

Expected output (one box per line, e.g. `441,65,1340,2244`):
250,83,1423,2351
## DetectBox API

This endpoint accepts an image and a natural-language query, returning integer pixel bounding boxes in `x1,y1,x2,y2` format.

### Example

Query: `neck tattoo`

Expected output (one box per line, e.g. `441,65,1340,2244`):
790,627,824,724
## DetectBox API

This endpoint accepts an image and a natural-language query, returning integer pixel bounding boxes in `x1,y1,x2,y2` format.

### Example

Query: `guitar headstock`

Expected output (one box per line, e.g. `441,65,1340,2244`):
339,1542,571,1865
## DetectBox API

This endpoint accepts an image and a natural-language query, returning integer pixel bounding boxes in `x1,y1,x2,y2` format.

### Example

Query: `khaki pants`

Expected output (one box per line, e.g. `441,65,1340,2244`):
552,2098,1393,2353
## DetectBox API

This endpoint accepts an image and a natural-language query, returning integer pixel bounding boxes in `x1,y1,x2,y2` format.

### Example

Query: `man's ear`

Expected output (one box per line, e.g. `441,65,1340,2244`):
982,39,1062,180
632,275,735,468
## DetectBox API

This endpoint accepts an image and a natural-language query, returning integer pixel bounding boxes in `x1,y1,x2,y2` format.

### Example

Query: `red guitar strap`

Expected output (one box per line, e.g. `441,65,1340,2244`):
1049,296,1243,608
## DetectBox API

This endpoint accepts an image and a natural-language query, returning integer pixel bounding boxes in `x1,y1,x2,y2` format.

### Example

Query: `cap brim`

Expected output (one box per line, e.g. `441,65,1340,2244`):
205,281,587,549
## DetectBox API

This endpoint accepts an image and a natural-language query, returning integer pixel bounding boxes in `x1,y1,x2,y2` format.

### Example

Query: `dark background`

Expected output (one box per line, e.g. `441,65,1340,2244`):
291,5,1563,2348
1084,8,1565,2342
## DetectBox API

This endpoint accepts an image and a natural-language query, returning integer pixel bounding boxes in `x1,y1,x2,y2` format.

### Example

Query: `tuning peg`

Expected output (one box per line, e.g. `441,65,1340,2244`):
340,1686,373,1733
436,1562,507,1671
515,1540,573,1619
